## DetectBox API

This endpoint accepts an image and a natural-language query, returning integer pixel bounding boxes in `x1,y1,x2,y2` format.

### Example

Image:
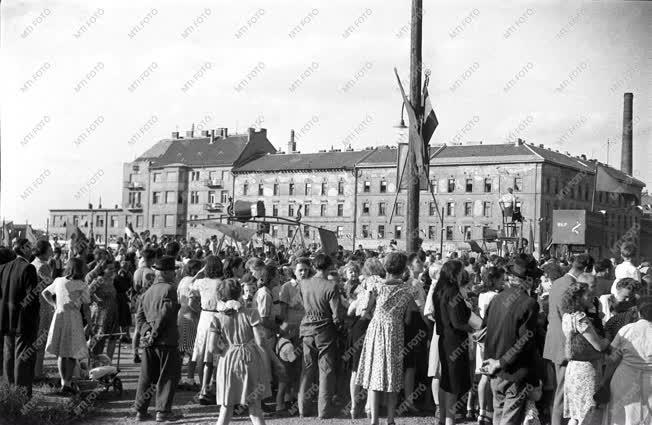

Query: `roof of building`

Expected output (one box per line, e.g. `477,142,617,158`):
137,135,249,168
526,144,593,172
234,150,374,172
357,147,397,165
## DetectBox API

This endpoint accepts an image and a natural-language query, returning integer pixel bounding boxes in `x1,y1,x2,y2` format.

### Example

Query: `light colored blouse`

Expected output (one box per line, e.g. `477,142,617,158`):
192,277,222,311
611,319,652,371
43,277,90,312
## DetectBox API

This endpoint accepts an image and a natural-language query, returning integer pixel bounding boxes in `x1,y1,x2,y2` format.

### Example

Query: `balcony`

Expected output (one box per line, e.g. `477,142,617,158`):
126,202,143,211
205,178,224,188
124,181,145,190
205,203,224,212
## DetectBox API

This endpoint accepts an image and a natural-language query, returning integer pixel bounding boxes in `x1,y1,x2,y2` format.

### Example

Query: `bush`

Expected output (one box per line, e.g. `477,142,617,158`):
0,382,97,425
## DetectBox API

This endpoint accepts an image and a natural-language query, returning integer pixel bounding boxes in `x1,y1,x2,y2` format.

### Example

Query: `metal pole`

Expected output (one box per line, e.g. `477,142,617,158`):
405,0,423,254
352,168,359,251
105,210,108,248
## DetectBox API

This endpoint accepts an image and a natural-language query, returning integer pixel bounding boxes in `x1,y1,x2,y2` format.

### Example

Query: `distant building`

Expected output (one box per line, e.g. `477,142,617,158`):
49,129,646,258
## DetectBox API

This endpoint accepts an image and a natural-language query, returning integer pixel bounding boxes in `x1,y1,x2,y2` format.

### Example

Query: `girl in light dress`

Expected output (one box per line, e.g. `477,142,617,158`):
42,258,91,395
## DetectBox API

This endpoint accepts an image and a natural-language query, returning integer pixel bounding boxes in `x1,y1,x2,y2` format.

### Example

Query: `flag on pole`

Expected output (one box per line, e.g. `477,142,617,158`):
394,68,426,176
125,222,138,239
422,73,438,145
24,225,37,244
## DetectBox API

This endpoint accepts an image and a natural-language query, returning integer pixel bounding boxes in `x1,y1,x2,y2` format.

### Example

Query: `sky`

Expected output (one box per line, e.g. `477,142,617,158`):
1,0,651,229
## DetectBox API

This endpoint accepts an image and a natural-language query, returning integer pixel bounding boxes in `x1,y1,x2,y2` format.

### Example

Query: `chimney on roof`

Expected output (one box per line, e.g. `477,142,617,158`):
621,92,633,175
580,154,587,160
247,127,255,141
201,130,210,137
209,129,217,144
288,129,296,153
538,144,544,148
171,131,179,139
514,138,524,146
186,130,194,138
220,128,228,138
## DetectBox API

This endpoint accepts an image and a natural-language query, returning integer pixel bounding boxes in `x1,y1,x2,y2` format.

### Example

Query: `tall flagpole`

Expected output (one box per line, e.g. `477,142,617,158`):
406,0,423,254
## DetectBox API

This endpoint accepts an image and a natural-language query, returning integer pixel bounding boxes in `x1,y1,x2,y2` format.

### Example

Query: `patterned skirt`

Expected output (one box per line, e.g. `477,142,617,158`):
564,360,601,423
178,307,199,356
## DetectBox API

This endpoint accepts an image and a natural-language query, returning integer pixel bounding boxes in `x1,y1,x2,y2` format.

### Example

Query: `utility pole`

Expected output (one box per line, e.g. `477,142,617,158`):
406,0,423,254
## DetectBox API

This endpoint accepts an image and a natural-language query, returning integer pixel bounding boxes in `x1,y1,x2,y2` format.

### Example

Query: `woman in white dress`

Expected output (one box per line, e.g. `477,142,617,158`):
41,258,90,395
191,255,225,404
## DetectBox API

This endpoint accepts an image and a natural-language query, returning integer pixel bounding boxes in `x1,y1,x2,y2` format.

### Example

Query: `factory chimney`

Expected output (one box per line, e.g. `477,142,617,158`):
621,92,633,175
288,130,296,153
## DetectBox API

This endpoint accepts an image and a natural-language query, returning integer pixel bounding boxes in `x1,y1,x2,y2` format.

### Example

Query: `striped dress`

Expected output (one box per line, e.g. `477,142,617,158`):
177,276,201,356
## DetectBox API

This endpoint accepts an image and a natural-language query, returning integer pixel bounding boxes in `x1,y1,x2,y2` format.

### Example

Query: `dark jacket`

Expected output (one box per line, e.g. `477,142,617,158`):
484,286,541,385
136,279,180,347
0,257,40,338
543,273,576,364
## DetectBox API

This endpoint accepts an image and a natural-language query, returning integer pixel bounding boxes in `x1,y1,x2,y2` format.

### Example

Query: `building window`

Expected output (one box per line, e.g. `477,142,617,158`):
304,226,311,238
166,171,176,182
336,226,344,238
446,226,454,240
338,181,345,196
363,181,371,193
243,182,249,195
305,182,312,195
273,183,280,196
191,171,200,181
464,201,473,216
430,179,438,193
447,178,455,193
446,201,455,216
483,201,491,217
111,216,119,228
95,215,104,227
165,191,174,203
465,178,473,193
362,225,369,238
152,215,161,227
378,225,385,239
258,183,264,196
303,203,310,216
288,227,295,239
208,191,217,203
164,215,174,227
463,226,472,240
429,202,437,216
136,215,143,227
396,202,404,216
484,178,492,193
378,202,386,216
271,225,279,238
152,192,161,204
288,205,295,217
190,191,199,204
362,202,370,215
395,225,402,239
428,225,436,240
272,204,279,217
221,190,229,203
380,181,387,193
514,177,523,192
153,172,161,183
289,183,295,196
320,204,327,216
321,182,328,196
221,170,227,180
337,203,344,217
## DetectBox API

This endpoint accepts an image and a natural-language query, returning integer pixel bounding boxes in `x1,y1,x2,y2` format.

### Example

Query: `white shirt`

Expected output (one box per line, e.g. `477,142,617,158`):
611,260,641,295
500,193,515,207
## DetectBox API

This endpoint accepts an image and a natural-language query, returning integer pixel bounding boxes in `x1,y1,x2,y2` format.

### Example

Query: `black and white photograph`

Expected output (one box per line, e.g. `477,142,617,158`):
0,1,651,424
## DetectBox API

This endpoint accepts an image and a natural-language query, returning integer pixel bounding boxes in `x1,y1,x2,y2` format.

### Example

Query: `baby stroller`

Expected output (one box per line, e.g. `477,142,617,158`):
87,332,127,396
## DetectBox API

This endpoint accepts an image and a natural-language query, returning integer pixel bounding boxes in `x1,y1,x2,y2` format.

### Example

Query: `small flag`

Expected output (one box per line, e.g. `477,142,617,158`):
125,223,137,239
422,73,438,145
24,225,37,245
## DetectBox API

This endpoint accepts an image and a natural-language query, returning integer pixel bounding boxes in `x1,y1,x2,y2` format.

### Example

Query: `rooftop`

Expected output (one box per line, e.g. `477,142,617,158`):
234,150,375,172
137,134,250,168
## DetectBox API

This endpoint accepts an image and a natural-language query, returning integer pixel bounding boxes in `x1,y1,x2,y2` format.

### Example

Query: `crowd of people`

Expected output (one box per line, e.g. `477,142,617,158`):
0,233,650,425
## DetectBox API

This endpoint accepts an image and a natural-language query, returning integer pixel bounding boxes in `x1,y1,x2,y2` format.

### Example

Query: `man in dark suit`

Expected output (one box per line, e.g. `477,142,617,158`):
0,238,39,398
542,254,592,425
483,254,543,425
133,256,182,422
